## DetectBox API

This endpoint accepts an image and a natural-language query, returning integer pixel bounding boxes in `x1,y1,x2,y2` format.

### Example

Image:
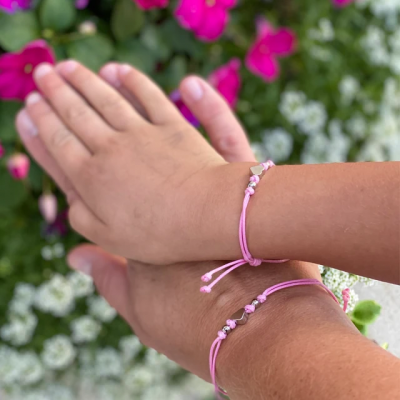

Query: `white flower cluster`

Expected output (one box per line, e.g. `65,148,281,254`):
357,0,400,27
357,78,400,162
42,335,76,371
0,346,44,387
251,128,293,162
68,271,94,298
87,295,117,323
320,266,375,312
35,274,75,317
280,90,327,135
41,243,65,261
361,24,400,75
1,284,38,346
308,18,335,42
71,316,101,344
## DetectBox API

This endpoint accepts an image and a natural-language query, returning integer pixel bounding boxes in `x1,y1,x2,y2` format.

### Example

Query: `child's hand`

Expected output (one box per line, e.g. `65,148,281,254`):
17,61,254,264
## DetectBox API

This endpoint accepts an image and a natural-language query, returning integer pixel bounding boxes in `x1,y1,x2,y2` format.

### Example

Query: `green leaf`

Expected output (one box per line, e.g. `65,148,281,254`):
115,40,156,73
140,25,171,62
351,319,368,336
351,300,382,326
111,0,144,41
160,56,187,90
66,34,114,71
0,168,27,213
0,12,40,51
0,101,22,143
39,0,76,32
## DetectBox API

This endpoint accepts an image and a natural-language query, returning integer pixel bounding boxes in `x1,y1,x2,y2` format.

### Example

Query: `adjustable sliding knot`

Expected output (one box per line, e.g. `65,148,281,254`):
245,187,255,196
257,294,267,303
226,319,237,329
244,304,256,314
218,331,227,340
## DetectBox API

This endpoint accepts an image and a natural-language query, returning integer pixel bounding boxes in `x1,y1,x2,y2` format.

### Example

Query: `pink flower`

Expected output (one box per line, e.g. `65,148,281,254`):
175,0,237,42
7,153,30,180
0,142,5,159
0,40,56,101
75,0,89,9
209,58,241,108
135,0,168,9
170,90,200,127
0,0,31,13
246,18,296,82
39,193,58,224
333,0,353,7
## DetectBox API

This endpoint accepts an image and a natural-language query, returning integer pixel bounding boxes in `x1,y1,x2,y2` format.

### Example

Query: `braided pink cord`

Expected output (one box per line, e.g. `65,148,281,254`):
201,161,289,294
209,279,350,399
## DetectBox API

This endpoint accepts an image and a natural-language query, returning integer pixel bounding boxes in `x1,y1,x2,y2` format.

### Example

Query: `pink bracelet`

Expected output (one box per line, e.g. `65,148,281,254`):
201,161,289,294
209,279,351,398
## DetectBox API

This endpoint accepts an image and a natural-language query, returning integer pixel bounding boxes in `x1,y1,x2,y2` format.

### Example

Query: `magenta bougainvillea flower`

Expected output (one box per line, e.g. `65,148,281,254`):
0,142,5,159
7,153,30,180
135,0,169,10
170,90,200,127
209,58,241,108
39,193,58,224
246,18,296,82
75,0,89,9
0,0,31,13
175,0,237,41
333,0,353,7
0,40,55,101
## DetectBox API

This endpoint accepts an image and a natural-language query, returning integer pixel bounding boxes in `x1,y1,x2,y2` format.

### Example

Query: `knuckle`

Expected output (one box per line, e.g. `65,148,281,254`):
65,104,88,123
98,95,125,112
50,126,73,149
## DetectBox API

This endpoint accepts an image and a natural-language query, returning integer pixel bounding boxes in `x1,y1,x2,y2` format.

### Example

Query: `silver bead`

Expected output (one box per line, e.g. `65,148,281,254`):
229,308,249,325
222,326,232,334
248,181,257,188
251,299,260,309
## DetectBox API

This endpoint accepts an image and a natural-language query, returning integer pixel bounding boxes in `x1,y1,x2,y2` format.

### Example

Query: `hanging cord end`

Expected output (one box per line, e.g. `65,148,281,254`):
342,288,350,312
200,286,212,293
201,273,212,282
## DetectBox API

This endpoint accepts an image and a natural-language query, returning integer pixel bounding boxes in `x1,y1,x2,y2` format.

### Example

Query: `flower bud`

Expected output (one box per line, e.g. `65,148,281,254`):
39,193,58,224
7,153,30,180
79,21,97,35
0,142,5,159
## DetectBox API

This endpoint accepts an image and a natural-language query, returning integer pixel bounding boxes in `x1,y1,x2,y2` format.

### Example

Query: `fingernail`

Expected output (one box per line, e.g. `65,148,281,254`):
68,253,92,276
58,60,78,75
26,92,42,105
18,109,38,137
184,77,203,101
34,63,53,79
101,64,121,87
119,64,132,75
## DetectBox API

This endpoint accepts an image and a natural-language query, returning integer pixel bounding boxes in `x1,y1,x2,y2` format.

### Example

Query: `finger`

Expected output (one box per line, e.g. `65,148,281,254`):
16,109,77,198
68,198,108,247
67,244,131,322
180,76,256,162
32,63,114,151
24,93,91,182
57,60,145,131
118,64,183,125
99,63,149,121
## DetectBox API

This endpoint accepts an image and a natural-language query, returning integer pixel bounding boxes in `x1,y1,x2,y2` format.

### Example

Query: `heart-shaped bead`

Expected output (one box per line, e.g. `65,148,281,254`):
250,165,264,176
229,308,249,325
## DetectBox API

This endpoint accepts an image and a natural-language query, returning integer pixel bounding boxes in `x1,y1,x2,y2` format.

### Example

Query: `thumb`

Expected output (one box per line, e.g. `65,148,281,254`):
67,244,131,323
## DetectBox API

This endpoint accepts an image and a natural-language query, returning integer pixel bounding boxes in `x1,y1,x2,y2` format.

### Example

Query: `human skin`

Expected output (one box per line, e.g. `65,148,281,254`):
18,70,400,399
16,61,400,285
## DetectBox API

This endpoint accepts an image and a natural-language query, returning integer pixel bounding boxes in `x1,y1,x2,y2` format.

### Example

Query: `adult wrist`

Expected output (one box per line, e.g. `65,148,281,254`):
215,283,357,399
